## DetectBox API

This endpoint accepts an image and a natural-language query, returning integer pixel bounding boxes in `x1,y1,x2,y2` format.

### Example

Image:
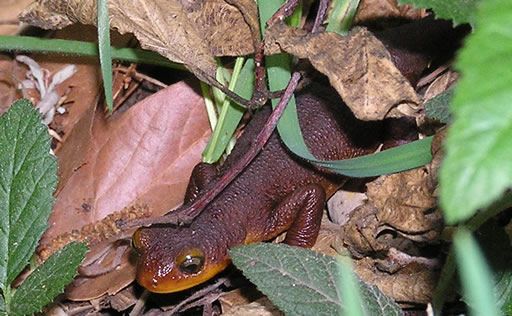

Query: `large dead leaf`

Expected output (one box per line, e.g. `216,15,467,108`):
20,0,257,85
265,23,420,120
43,80,210,244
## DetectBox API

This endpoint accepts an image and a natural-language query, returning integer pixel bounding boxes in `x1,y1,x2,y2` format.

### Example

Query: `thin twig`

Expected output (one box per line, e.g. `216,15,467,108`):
312,0,331,33
266,0,300,26
129,290,150,316
166,277,229,315
0,19,19,25
252,41,269,109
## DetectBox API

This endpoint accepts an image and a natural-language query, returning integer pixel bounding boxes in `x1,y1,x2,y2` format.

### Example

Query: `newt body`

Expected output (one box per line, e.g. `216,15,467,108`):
132,84,382,293
131,17,466,294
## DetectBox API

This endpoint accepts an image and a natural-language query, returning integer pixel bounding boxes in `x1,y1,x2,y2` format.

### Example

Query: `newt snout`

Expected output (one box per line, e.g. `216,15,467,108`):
132,225,231,293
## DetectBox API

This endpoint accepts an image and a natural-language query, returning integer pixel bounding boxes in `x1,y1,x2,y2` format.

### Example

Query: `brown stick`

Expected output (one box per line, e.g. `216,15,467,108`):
313,0,331,33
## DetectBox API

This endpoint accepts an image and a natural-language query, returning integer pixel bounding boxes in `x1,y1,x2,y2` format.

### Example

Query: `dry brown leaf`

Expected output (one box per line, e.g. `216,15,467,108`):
66,241,137,300
423,70,458,102
354,256,438,304
20,0,257,84
327,189,367,226
367,168,441,240
354,0,427,24
0,57,22,113
43,80,210,244
222,297,283,316
343,167,441,257
311,215,343,257
265,23,419,120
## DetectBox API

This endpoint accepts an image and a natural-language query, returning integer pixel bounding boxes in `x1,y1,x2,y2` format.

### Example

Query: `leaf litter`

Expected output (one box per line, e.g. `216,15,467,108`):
7,0,468,313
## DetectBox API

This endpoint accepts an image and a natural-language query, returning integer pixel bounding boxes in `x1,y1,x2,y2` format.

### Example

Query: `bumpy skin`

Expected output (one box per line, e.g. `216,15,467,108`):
132,18,466,294
132,84,382,293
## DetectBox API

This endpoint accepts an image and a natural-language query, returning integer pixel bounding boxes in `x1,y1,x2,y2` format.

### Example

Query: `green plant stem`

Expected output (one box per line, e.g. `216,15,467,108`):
0,35,185,70
326,0,361,35
3,286,11,313
432,192,512,313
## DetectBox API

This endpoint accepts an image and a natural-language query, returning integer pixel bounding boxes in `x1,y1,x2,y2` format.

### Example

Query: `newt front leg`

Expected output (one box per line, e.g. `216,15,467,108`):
248,184,326,247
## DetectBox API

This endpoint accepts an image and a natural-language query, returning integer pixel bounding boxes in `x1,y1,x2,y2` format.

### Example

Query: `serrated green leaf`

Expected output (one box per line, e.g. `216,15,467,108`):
398,0,479,26
0,100,57,292
454,229,500,316
10,242,87,316
230,243,402,316
424,88,454,124
439,0,512,224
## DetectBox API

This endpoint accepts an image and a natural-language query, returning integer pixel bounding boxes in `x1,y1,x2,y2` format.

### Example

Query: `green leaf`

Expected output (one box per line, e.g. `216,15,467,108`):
230,243,402,316
473,221,512,315
424,88,454,124
97,0,114,112
202,58,253,163
336,257,366,316
454,228,500,316
0,100,57,292
10,242,87,316
258,1,432,178
326,0,361,35
439,0,512,224
0,36,184,70
398,0,479,26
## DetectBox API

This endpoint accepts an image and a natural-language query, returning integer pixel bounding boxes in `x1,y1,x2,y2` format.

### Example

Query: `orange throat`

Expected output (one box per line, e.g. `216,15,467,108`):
136,259,231,293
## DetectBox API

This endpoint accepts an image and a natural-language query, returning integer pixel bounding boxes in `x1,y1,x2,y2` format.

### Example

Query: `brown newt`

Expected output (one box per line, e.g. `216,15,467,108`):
131,19,466,293
132,83,383,293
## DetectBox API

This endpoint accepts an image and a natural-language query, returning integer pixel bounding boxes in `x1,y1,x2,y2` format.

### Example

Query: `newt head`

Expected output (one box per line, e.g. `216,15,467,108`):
132,225,231,293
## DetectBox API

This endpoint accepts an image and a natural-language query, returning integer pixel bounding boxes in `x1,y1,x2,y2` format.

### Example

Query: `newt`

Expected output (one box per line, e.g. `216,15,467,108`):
131,19,466,293
132,82,384,293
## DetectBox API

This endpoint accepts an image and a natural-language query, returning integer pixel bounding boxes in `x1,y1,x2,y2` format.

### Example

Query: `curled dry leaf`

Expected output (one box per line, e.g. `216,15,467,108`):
222,297,283,316
339,164,443,304
366,167,441,239
20,0,257,85
354,0,427,24
343,167,441,258
265,23,419,120
353,256,438,304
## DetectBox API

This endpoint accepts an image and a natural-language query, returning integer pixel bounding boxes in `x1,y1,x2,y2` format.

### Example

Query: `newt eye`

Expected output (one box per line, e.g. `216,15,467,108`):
177,249,205,275
131,228,146,252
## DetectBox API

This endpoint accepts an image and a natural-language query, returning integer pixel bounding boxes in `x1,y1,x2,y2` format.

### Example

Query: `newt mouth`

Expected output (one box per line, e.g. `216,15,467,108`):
136,260,230,293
